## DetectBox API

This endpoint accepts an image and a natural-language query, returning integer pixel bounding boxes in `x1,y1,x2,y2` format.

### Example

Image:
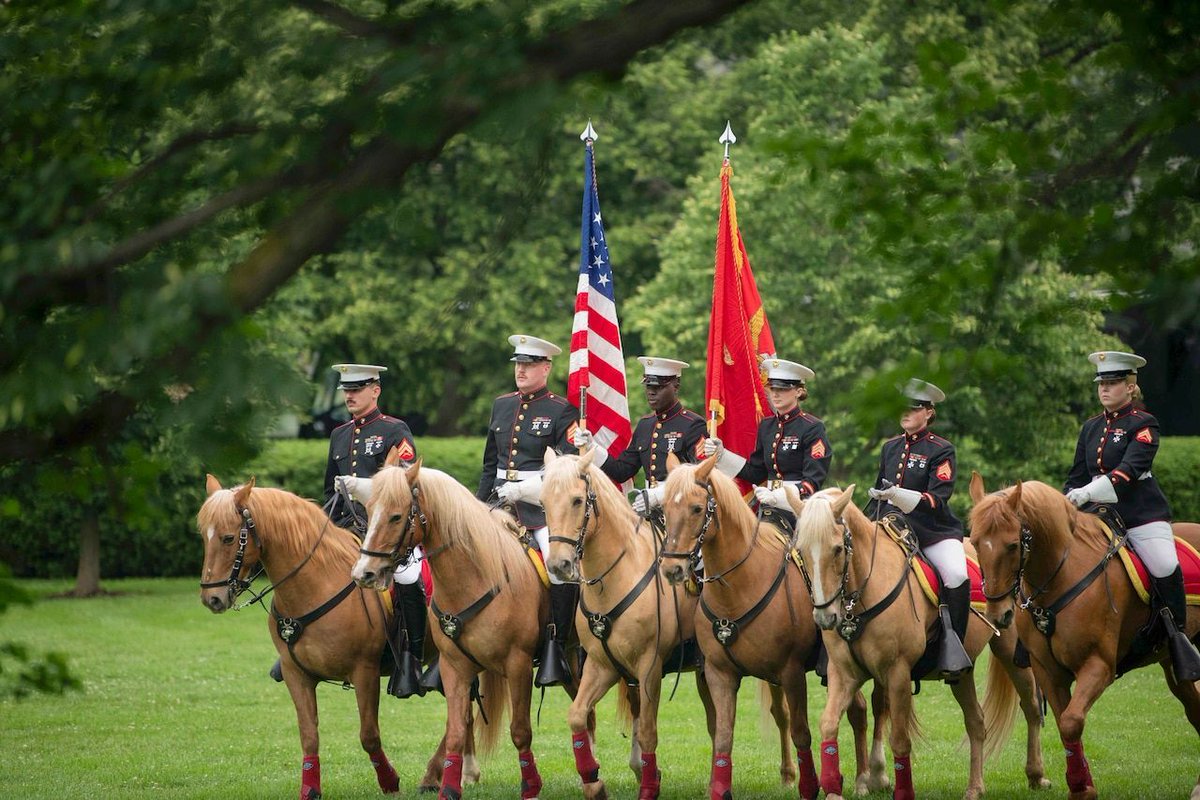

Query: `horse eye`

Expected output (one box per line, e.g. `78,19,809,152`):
690,504,703,515
832,544,843,556
221,535,235,545
389,514,403,524
1006,542,1019,553
571,497,583,507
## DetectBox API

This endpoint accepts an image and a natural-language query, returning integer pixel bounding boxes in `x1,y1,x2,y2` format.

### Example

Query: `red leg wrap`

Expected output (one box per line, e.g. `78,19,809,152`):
710,752,733,800
301,754,321,800
368,748,400,794
638,751,661,800
571,732,601,784
796,748,818,800
893,754,914,800
518,749,542,799
819,740,843,797
438,751,463,800
1063,740,1093,794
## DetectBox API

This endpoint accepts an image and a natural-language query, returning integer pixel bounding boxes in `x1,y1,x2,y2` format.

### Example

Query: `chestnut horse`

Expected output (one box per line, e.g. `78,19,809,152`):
790,485,1049,800
352,460,567,800
659,457,885,800
542,448,719,799
969,474,1200,800
197,475,412,800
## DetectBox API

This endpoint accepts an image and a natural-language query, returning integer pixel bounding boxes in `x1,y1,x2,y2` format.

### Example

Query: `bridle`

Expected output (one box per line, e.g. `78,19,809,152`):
200,505,264,599
546,471,628,587
358,480,428,568
981,523,1036,602
799,516,854,611
661,478,718,579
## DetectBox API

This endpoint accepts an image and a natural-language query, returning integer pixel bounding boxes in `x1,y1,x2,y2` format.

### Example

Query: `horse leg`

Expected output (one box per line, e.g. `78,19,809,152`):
506,662,540,800
568,658,617,800
284,676,323,800
437,668,473,800
696,670,717,742
994,638,1050,790
782,669,817,800
634,672,665,800
884,667,917,800
1159,661,1200,800
949,670,986,800
768,683,797,786
1051,657,1111,800
864,681,891,792
706,667,740,800
463,704,480,784
420,734,447,792
351,669,400,794
846,689,872,796
816,664,865,800
627,683,643,776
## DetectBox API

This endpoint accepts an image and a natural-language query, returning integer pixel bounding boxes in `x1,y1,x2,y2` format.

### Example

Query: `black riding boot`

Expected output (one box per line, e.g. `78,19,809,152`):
937,581,973,680
387,581,428,699
535,583,578,688
1151,567,1200,682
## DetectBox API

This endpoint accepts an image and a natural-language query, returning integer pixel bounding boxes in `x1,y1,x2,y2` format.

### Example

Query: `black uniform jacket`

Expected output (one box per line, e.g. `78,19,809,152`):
1064,403,1172,528
864,428,963,545
476,386,579,528
736,407,831,497
324,408,417,529
600,402,707,486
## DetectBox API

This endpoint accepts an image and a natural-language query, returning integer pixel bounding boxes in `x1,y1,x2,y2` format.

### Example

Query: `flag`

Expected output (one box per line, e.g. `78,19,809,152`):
568,137,632,459
706,159,775,471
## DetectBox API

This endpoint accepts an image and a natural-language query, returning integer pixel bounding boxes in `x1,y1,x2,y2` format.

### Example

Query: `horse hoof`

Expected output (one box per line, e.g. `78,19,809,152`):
1029,776,1052,790
582,782,608,800
1067,790,1097,800
417,784,439,794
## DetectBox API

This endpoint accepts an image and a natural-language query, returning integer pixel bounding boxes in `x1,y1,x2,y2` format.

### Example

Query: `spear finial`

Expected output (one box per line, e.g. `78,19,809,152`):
719,120,736,161
580,120,598,144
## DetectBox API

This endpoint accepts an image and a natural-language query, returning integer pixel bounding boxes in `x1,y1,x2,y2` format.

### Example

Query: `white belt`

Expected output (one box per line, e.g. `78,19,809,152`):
496,468,542,481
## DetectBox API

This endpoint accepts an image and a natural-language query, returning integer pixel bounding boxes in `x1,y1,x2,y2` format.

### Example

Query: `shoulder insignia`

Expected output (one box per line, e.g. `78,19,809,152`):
694,437,707,460
1136,427,1153,444
567,421,579,441
936,460,953,481
810,439,827,459
396,440,416,461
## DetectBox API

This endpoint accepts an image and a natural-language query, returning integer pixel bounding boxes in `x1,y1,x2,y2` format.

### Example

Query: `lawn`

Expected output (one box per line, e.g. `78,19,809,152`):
1,578,1196,798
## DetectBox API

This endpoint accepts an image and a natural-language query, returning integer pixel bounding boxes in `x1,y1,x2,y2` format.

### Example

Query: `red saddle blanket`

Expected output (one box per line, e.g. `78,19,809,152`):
1117,538,1200,606
911,557,987,609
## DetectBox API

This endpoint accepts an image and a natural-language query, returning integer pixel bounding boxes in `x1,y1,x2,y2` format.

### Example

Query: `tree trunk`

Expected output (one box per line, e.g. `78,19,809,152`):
73,516,102,597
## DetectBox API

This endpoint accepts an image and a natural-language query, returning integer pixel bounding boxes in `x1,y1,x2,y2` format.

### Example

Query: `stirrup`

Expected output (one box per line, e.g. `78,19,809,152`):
1162,608,1200,682
935,605,972,679
269,658,284,683
419,655,443,694
387,651,426,699
534,635,571,688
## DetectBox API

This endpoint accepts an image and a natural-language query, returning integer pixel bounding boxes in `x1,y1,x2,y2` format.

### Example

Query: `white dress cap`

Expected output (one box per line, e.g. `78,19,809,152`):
901,378,946,407
508,334,562,362
1088,351,1146,382
637,356,690,378
764,358,815,386
331,363,387,388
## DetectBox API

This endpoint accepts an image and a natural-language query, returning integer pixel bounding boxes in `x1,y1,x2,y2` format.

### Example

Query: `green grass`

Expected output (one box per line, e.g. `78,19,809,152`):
1,578,1196,798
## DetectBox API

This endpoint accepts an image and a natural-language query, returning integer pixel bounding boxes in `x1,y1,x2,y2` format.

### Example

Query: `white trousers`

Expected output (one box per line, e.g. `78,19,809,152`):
1127,521,1178,578
393,545,424,585
530,526,567,585
924,538,969,589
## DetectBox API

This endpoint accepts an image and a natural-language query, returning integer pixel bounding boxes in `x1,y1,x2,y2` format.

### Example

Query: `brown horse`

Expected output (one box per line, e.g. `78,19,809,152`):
969,474,1200,800
790,484,1049,800
197,475,408,800
542,448,719,799
658,456,885,800
352,460,563,800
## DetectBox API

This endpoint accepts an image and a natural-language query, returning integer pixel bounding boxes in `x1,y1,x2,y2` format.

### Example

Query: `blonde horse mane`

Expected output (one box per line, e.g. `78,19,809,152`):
971,479,1110,550
197,484,360,570
371,465,531,588
663,461,786,556
543,454,657,553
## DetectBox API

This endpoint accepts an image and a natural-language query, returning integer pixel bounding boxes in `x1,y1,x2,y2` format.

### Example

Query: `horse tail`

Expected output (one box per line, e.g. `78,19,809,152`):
615,681,635,733
757,680,791,746
476,669,510,757
981,645,1020,762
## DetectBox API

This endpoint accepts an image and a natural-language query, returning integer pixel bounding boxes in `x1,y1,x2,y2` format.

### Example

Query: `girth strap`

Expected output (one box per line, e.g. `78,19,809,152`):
579,560,659,686
430,586,501,670
700,555,791,683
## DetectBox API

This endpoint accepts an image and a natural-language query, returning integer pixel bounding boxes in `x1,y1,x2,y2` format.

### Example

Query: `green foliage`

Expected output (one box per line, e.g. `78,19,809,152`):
1157,437,1200,524
0,564,80,699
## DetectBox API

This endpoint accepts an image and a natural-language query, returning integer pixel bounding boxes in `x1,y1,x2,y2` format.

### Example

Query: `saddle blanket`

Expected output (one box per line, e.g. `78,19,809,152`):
911,556,987,610
1116,536,1200,607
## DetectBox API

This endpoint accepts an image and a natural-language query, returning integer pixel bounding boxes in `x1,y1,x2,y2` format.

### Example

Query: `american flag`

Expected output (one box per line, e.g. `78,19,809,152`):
568,132,632,458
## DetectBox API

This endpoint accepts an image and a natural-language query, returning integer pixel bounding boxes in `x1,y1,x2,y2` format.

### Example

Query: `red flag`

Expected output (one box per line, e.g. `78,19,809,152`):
706,160,775,476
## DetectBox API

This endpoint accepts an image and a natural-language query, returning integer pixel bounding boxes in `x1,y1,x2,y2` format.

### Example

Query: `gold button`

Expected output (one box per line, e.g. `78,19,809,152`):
351,461,357,467
522,403,529,410
509,461,516,467
652,432,658,439
519,414,525,420
655,422,662,429
515,425,521,431
512,437,518,444
354,428,361,434
354,438,359,443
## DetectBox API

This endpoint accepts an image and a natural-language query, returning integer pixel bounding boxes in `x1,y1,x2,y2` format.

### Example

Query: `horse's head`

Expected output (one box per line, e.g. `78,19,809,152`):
968,471,1025,630
790,485,857,631
196,474,262,613
541,448,598,583
659,455,718,585
352,459,425,590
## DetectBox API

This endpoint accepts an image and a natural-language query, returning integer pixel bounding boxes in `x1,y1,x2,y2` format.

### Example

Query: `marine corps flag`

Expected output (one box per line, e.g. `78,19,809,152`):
705,157,775,470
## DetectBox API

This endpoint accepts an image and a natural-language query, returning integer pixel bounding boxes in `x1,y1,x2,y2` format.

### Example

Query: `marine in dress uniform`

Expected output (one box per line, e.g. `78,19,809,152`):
476,334,580,686
865,379,972,678
705,358,832,529
1063,351,1200,680
576,356,707,518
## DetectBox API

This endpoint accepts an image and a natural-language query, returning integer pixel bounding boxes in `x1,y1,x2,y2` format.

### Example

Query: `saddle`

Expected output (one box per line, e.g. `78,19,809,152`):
499,518,551,589
1113,532,1200,607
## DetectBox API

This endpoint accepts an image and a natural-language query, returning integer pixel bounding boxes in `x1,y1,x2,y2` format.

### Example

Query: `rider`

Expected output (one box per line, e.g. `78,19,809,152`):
574,356,707,520
703,357,832,529
476,334,580,687
1063,350,1200,680
864,379,972,679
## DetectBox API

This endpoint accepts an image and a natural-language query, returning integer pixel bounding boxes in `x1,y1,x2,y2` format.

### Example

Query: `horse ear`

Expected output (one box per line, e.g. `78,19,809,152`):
384,445,402,467
206,474,222,496
665,451,682,473
831,484,856,517
695,454,718,483
405,457,422,483
544,447,558,466
233,476,255,509
1007,480,1023,511
783,484,804,515
969,471,986,503
576,447,595,471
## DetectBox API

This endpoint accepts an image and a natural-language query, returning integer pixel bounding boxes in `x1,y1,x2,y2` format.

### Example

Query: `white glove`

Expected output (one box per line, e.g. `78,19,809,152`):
335,475,373,501
631,485,666,515
497,476,543,504
573,428,593,449
1066,474,1117,507
703,436,723,458
868,485,921,513
753,485,789,509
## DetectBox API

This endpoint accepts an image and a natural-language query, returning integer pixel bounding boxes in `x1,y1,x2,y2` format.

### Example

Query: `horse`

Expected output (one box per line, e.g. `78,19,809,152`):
541,448,720,799
968,474,1200,800
197,475,410,800
790,484,1050,800
658,456,886,800
351,459,568,800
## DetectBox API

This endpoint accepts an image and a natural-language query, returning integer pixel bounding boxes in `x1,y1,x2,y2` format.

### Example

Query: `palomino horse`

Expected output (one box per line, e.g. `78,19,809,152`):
790,485,1049,800
659,456,884,800
541,448,718,799
969,474,1200,800
352,460,564,800
197,475,408,800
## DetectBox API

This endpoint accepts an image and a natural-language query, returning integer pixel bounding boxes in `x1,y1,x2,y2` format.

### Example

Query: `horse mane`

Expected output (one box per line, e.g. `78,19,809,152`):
971,480,1110,549
372,466,531,588
543,455,655,556
664,462,786,556
795,487,841,552
197,485,361,570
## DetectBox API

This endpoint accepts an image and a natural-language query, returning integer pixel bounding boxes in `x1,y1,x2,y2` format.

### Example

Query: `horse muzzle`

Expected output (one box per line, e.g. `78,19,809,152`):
201,589,232,614
813,608,839,631
352,556,394,590
662,563,686,585
992,606,1014,630
547,558,579,584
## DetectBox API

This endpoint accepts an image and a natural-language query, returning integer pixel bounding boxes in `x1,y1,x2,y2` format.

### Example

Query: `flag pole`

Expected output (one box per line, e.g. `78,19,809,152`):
578,120,599,442
709,121,737,439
